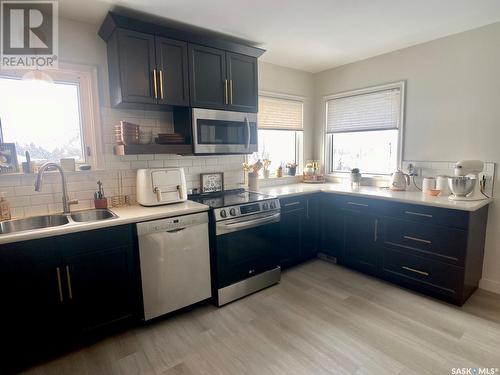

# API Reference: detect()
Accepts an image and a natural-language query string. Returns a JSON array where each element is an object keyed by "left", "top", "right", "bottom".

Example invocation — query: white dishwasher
[{"left": 137, "top": 212, "right": 211, "bottom": 320}]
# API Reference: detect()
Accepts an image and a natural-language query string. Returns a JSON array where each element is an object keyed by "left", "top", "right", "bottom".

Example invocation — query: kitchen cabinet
[
  {"left": 189, "top": 44, "right": 258, "bottom": 112},
  {"left": 342, "top": 209, "right": 380, "bottom": 275},
  {"left": 226, "top": 52, "right": 258, "bottom": 112},
  {"left": 278, "top": 195, "right": 318, "bottom": 268},
  {"left": 106, "top": 29, "right": 189, "bottom": 109},
  {"left": 188, "top": 44, "right": 227, "bottom": 110},
  {"left": 319, "top": 195, "right": 343, "bottom": 258},
  {"left": 61, "top": 246, "right": 138, "bottom": 333},
  {"left": 155, "top": 37, "right": 190, "bottom": 106},
  {"left": 0, "top": 224, "right": 140, "bottom": 369},
  {"left": 0, "top": 237, "right": 68, "bottom": 367},
  {"left": 99, "top": 12, "right": 264, "bottom": 112},
  {"left": 318, "top": 193, "right": 488, "bottom": 305}
]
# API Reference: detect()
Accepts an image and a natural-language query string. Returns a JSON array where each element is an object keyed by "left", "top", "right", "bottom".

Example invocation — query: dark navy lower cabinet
[
  {"left": 0, "top": 224, "right": 141, "bottom": 372},
  {"left": 320, "top": 194, "right": 489, "bottom": 306},
  {"left": 278, "top": 195, "right": 319, "bottom": 268}
]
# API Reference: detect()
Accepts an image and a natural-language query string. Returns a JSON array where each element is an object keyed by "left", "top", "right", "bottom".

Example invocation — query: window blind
[
  {"left": 326, "top": 87, "right": 401, "bottom": 133},
  {"left": 258, "top": 96, "right": 303, "bottom": 130}
]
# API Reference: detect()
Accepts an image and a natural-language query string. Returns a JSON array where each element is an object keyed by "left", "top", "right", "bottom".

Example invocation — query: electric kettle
[{"left": 390, "top": 169, "right": 410, "bottom": 191}]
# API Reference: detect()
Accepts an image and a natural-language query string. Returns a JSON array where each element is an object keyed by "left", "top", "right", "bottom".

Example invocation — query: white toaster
[{"left": 136, "top": 168, "right": 188, "bottom": 206}]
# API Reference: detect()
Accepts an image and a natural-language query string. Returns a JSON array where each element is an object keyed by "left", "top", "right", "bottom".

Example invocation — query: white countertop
[
  {"left": 0, "top": 200, "right": 209, "bottom": 245},
  {"left": 256, "top": 182, "right": 492, "bottom": 212}
]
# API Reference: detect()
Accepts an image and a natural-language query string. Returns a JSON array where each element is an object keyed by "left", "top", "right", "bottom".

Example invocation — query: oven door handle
[
  {"left": 216, "top": 212, "right": 280, "bottom": 235},
  {"left": 245, "top": 116, "right": 250, "bottom": 149}
]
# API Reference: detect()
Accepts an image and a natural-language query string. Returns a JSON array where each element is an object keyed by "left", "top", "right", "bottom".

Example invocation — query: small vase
[
  {"left": 350, "top": 173, "right": 361, "bottom": 189},
  {"left": 287, "top": 166, "right": 297, "bottom": 176}
]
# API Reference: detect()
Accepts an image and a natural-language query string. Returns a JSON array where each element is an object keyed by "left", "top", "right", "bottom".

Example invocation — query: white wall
[{"left": 313, "top": 21, "right": 500, "bottom": 293}]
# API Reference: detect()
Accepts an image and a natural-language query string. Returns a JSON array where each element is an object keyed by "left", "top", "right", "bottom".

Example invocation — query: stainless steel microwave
[{"left": 192, "top": 108, "right": 258, "bottom": 154}]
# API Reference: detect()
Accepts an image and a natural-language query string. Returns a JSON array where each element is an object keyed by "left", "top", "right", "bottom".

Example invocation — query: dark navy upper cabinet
[
  {"left": 155, "top": 37, "right": 190, "bottom": 107},
  {"left": 111, "top": 29, "right": 157, "bottom": 106},
  {"left": 189, "top": 45, "right": 259, "bottom": 112},
  {"left": 99, "top": 12, "right": 265, "bottom": 112},
  {"left": 106, "top": 29, "right": 189, "bottom": 109},
  {"left": 188, "top": 44, "right": 227, "bottom": 110},
  {"left": 226, "top": 52, "right": 258, "bottom": 112}
]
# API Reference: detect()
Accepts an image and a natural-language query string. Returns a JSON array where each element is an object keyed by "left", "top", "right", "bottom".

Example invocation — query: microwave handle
[{"left": 245, "top": 117, "right": 250, "bottom": 149}]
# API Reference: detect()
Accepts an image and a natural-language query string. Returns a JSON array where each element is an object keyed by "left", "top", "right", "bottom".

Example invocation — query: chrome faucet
[{"left": 35, "top": 162, "right": 78, "bottom": 214}]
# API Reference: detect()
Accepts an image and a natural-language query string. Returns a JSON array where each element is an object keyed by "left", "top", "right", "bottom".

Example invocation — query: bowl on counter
[{"left": 448, "top": 176, "right": 475, "bottom": 197}]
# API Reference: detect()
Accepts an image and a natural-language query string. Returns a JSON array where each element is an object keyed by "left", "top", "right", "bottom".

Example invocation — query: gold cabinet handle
[
  {"left": 66, "top": 265, "right": 73, "bottom": 300},
  {"left": 402, "top": 266, "right": 429, "bottom": 276},
  {"left": 403, "top": 235, "right": 432, "bottom": 244},
  {"left": 347, "top": 201, "right": 368, "bottom": 207},
  {"left": 159, "top": 69, "right": 164, "bottom": 100},
  {"left": 229, "top": 79, "right": 233, "bottom": 104},
  {"left": 405, "top": 211, "right": 432, "bottom": 218},
  {"left": 56, "top": 267, "right": 63, "bottom": 302},
  {"left": 153, "top": 69, "right": 158, "bottom": 99},
  {"left": 224, "top": 79, "right": 228, "bottom": 105}
]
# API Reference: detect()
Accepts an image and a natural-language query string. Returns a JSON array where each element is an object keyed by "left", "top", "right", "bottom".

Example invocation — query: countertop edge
[
  {"left": 0, "top": 203, "right": 209, "bottom": 245},
  {"left": 257, "top": 184, "right": 492, "bottom": 212}
]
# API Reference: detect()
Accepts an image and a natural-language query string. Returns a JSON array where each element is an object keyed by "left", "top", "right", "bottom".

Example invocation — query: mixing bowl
[{"left": 448, "top": 176, "right": 475, "bottom": 197}]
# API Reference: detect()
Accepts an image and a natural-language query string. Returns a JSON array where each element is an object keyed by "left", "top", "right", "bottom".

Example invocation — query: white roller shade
[
  {"left": 326, "top": 87, "right": 401, "bottom": 133},
  {"left": 258, "top": 96, "right": 303, "bottom": 130}
]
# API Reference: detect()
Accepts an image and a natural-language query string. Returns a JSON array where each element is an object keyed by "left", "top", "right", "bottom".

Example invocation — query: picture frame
[
  {"left": 200, "top": 172, "right": 224, "bottom": 194},
  {"left": 0, "top": 143, "right": 19, "bottom": 174}
]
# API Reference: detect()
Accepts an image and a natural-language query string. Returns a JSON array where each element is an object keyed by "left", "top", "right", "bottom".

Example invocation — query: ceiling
[{"left": 59, "top": 0, "right": 500, "bottom": 73}]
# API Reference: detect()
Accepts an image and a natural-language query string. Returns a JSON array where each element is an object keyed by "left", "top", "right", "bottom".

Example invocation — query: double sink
[{"left": 0, "top": 209, "right": 117, "bottom": 235}]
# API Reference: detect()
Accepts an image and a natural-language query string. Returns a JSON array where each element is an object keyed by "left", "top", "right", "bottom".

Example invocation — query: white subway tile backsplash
[{"left": 147, "top": 160, "right": 163, "bottom": 168}]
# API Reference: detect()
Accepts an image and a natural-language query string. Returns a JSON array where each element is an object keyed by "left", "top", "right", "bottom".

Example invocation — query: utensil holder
[
  {"left": 248, "top": 172, "right": 259, "bottom": 191},
  {"left": 94, "top": 198, "right": 108, "bottom": 209}
]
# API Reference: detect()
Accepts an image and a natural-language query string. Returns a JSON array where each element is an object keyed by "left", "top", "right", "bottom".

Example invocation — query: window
[
  {"left": 325, "top": 82, "right": 404, "bottom": 176},
  {"left": 0, "top": 64, "right": 102, "bottom": 169},
  {"left": 250, "top": 94, "right": 304, "bottom": 176}
]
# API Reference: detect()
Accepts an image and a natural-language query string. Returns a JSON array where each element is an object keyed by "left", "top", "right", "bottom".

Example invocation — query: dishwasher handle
[{"left": 136, "top": 212, "right": 208, "bottom": 236}]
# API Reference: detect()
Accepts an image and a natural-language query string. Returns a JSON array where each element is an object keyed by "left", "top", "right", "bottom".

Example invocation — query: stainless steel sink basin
[
  {"left": 70, "top": 209, "right": 117, "bottom": 222},
  {"left": 0, "top": 214, "right": 70, "bottom": 234},
  {"left": 0, "top": 209, "right": 118, "bottom": 236}
]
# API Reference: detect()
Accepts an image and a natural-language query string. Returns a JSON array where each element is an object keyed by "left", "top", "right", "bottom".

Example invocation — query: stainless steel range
[{"left": 189, "top": 189, "right": 281, "bottom": 306}]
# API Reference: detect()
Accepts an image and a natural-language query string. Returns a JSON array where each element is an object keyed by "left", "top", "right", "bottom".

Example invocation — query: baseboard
[{"left": 479, "top": 278, "right": 500, "bottom": 294}]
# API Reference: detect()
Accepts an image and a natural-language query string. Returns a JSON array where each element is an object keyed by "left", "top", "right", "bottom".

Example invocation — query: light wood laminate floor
[{"left": 22, "top": 260, "right": 500, "bottom": 375}]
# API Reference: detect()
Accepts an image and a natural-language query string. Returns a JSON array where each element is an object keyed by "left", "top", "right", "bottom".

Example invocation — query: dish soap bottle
[{"left": 0, "top": 192, "right": 11, "bottom": 221}]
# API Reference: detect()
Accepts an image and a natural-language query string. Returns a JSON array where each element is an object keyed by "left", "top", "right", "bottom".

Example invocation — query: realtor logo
[{"left": 1, "top": 0, "right": 58, "bottom": 69}]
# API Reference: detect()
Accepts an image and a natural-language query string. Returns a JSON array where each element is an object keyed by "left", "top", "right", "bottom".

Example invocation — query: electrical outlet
[{"left": 406, "top": 163, "right": 419, "bottom": 177}]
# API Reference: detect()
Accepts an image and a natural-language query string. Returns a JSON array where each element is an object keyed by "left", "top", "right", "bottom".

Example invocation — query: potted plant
[
  {"left": 286, "top": 162, "right": 298, "bottom": 176},
  {"left": 350, "top": 168, "right": 361, "bottom": 188}
]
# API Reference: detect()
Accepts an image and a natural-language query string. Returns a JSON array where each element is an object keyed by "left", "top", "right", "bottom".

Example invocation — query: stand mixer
[{"left": 448, "top": 160, "right": 487, "bottom": 201}]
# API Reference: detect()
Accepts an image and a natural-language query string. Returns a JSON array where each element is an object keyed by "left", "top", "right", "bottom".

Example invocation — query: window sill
[
  {"left": 258, "top": 175, "right": 301, "bottom": 181},
  {"left": 326, "top": 173, "right": 390, "bottom": 187}
]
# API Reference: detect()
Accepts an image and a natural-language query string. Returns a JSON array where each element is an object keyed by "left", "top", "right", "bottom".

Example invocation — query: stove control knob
[
  {"left": 220, "top": 210, "right": 227, "bottom": 218},
  {"left": 229, "top": 208, "right": 237, "bottom": 216},
  {"left": 263, "top": 203, "right": 269, "bottom": 210},
  {"left": 270, "top": 201, "right": 276, "bottom": 209}
]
